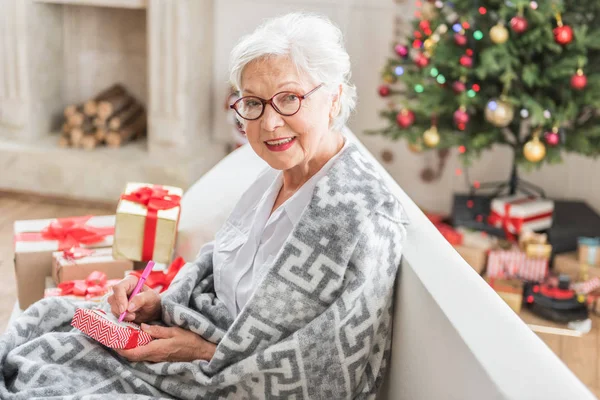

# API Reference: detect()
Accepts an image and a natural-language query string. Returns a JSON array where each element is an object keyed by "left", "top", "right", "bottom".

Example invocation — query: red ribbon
[
  {"left": 57, "top": 271, "right": 120, "bottom": 300},
  {"left": 62, "top": 247, "right": 95, "bottom": 260},
  {"left": 15, "top": 215, "right": 114, "bottom": 251},
  {"left": 120, "top": 186, "right": 181, "bottom": 261},
  {"left": 488, "top": 198, "right": 553, "bottom": 241},
  {"left": 129, "top": 256, "right": 186, "bottom": 293},
  {"left": 434, "top": 222, "right": 463, "bottom": 246}
]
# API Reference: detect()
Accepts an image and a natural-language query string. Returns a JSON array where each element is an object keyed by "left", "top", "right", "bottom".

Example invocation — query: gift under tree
[{"left": 372, "top": 0, "right": 600, "bottom": 195}]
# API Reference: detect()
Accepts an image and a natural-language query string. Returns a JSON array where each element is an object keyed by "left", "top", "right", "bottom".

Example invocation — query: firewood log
[
  {"left": 58, "top": 135, "right": 71, "bottom": 148},
  {"left": 97, "top": 93, "right": 133, "bottom": 120},
  {"left": 106, "top": 113, "right": 146, "bottom": 148},
  {"left": 83, "top": 84, "right": 126, "bottom": 116},
  {"left": 64, "top": 104, "right": 83, "bottom": 118},
  {"left": 81, "top": 134, "right": 99, "bottom": 151},
  {"left": 95, "top": 127, "right": 107, "bottom": 142},
  {"left": 67, "top": 112, "right": 85, "bottom": 127},
  {"left": 70, "top": 118, "right": 94, "bottom": 147},
  {"left": 108, "top": 102, "right": 144, "bottom": 130},
  {"left": 61, "top": 123, "right": 71, "bottom": 135}
]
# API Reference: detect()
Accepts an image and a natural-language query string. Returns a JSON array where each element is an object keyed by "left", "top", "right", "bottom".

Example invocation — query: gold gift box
[{"left": 113, "top": 183, "right": 183, "bottom": 264}]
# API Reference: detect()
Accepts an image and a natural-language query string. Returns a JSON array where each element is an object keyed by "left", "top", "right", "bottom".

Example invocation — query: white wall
[{"left": 211, "top": 0, "right": 600, "bottom": 215}]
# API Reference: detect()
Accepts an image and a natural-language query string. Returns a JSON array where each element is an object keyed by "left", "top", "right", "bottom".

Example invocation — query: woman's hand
[
  {"left": 114, "top": 325, "right": 217, "bottom": 363},
  {"left": 107, "top": 275, "right": 162, "bottom": 324}
]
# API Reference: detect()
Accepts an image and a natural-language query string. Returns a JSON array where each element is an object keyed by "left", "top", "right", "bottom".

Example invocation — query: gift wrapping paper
[
  {"left": 113, "top": 183, "right": 182, "bottom": 263},
  {"left": 71, "top": 308, "right": 153, "bottom": 349},
  {"left": 488, "top": 195, "right": 554, "bottom": 238},
  {"left": 487, "top": 248, "right": 548, "bottom": 282},
  {"left": 52, "top": 247, "right": 133, "bottom": 284}
]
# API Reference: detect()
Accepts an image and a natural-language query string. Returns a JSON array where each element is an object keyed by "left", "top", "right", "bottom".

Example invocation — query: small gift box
[
  {"left": 486, "top": 248, "right": 548, "bottom": 282},
  {"left": 578, "top": 237, "right": 600, "bottom": 267},
  {"left": 454, "top": 245, "right": 487, "bottom": 274},
  {"left": 52, "top": 247, "right": 133, "bottom": 284},
  {"left": 14, "top": 215, "right": 115, "bottom": 309},
  {"left": 71, "top": 308, "right": 153, "bottom": 349},
  {"left": 486, "top": 277, "right": 524, "bottom": 314},
  {"left": 113, "top": 183, "right": 183, "bottom": 264},
  {"left": 488, "top": 195, "right": 554, "bottom": 240},
  {"left": 44, "top": 272, "right": 120, "bottom": 302}
]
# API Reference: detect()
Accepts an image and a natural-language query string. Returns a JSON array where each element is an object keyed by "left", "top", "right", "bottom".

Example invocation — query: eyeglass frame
[{"left": 229, "top": 83, "right": 325, "bottom": 121}]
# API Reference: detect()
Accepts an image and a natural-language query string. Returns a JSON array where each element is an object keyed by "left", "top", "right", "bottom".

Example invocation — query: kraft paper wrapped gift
[
  {"left": 113, "top": 183, "right": 183, "bottom": 264},
  {"left": 52, "top": 247, "right": 133, "bottom": 284},
  {"left": 454, "top": 245, "right": 487, "bottom": 274},
  {"left": 554, "top": 252, "right": 600, "bottom": 282},
  {"left": 14, "top": 215, "right": 115, "bottom": 309},
  {"left": 71, "top": 308, "right": 153, "bottom": 349},
  {"left": 488, "top": 195, "right": 554, "bottom": 239},
  {"left": 486, "top": 277, "right": 524, "bottom": 314}
]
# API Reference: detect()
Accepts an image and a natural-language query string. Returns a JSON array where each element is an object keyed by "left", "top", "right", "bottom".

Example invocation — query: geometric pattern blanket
[{"left": 0, "top": 142, "right": 409, "bottom": 399}]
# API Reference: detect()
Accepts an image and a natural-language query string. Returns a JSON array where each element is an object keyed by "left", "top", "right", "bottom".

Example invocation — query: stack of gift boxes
[
  {"left": 13, "top": 183, "right": 185, "bottom": 310},
  {"left": 429, "top": 193, "right": 600, "bottom": 319}
]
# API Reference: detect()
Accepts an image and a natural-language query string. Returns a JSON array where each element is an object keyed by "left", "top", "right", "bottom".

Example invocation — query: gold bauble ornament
[
  {"left": 424, "top": 38, "right": 435, "bottom": 52},
  {"left": 421, "top": 2, "right": 438, "bottom": 20},
  {"left": 484, "top": 99, "right": 514, "bottom": 127},
  {"left": 523, "top": 136, "right": 546, "bottom": 163},
  {"left": 423, "top": 125, "right": 440, "bottom": 148},
  {"left": 407, "top": 140, "right": 423, "bottom": 153},
  {"left": 383, "top": 73, "right": 396, "bottom": 84},
  {"left": 490, "top": 23, "right": 509, "bottom": 44}
]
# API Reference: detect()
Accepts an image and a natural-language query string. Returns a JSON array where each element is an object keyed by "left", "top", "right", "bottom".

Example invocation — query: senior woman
[{"left": 0, "top": 12, "right": 407, "bottom": 399}]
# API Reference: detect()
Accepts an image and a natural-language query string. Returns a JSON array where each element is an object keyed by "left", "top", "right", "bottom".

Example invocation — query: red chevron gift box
[
  {"left": 71, "top": 308, "right": 153, "bottom": 349},
  {"left": 113, "top": 183, "right": 183, "bottom": 264}
]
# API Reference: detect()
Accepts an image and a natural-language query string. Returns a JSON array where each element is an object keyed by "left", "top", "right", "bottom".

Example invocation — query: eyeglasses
[{"left": 230, "top": 83, "right": 324, "bottom": 121}]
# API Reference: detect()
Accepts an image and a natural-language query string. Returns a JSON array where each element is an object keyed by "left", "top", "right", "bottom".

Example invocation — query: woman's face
[{"left": 239, "top": 56, "right": 339, "bottom": 171}]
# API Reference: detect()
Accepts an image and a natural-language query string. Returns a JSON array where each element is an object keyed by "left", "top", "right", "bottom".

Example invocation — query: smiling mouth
[{"left": 264, "top": 137, "right": 295, "bottom": 146}]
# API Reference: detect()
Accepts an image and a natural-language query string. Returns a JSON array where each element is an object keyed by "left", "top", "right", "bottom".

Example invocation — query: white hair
[{"left": 229, "top": 12, "right": 357, "bottom": 130}]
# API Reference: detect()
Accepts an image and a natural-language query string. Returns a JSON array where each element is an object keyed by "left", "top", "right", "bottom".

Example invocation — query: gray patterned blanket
[{"left": 0, "top": 143, "right": 408, "bottom": 399}]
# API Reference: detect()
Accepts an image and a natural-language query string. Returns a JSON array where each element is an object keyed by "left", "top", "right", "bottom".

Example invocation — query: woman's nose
[{"left": 261, "top": 103, "right": 285, "bottom": 131}]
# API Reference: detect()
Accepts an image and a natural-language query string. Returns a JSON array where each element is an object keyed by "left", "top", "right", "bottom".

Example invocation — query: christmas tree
[{"left": 371, "top": 0, "right": 600, "bottom": 194}]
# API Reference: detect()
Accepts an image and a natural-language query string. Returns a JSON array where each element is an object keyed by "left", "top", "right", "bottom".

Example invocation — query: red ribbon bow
[
  {"left": 129, "top": 257, "right": 186, "bottom": 293},
  {"left": 120, "top": 186, "right": 181, "bottom": 261},
  {"left": 487, "top": 197, "right": 553, "bottom": 241},
  {"left": 57, "top": 271, "right": 120, "bottom": 300},
  {"left": 62, "top": 247, "right": 96, "bottom": 260},
  {"left": 15, "top": 216, "right": 114, "bottom": 251}
]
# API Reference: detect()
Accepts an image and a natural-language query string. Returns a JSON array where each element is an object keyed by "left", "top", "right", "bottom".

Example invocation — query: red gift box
[
  {"left": 71, "top": 308, "right": 153, "bottom": 349},
  {"left": 487, "top": 248, "right": 548, "bottom": 282},
  {"left": 488, "top": 195, "right": 554, "bottom": 240}
]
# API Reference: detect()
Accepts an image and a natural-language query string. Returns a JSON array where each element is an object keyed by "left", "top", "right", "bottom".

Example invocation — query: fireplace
[{"left": 0, "top": 0, "right": 223, "bottom": 201}]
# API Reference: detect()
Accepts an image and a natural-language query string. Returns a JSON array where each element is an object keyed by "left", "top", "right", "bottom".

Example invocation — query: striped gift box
[
  {"left": 487, "top": 249, "right": 548, "bottom": 282},
  {"left": 572, "top": 277, "right": 600, "bottom": 295}
]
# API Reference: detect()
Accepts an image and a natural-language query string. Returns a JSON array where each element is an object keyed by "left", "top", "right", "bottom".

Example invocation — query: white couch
[
  {"left": 8, "top": 129, "right": 594, "bottom": 399},
  {"left": 178, "top": 128, "right": 595, "bottom": 400}
]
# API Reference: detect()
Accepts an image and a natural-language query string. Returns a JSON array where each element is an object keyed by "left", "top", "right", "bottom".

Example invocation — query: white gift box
[{"left": 489, "top": 195, "right": 554, "bottom": 236}]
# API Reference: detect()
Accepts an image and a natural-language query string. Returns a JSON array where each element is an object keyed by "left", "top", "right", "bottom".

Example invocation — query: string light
[
  {"left": 479, "top": 7, "right": 487, "bottom": 15},
  {"left": 458, "top": 145, "right": 466, "bottom": 153},
  {"left": 466, "top": 199, "right": 474, "bottom": 208},
  {"left": 462, "top": 22, "right": 471, "bottom": 29},
  {"left": 452, "top": 23, "right": 462, "bottom": 32},
  {"left": 473, "top": 30, "right": 483, "bottom": 40},
  {"left": 413, "top": 40, "right": 423, "bottom": 48},
  {"left": 415, "top": 84, "right": 425, "bottom": 93},
  {"left": 430, "top": 67, "right": 439, "bottom": 77},
  {"left": 456, "top": 168, "right": 463, "bottom": 176},
  {"left": 436, "top": 75, "right": 446, "bottom": 84},
  {"left": 472, "top": 83, "right": 480, "bottom": 92},
  {"left": 394, "top": 66, "right": 405, "bottom": 76},
  {"left": 467, "top": 89, "right": 476, "bottom": 97}
]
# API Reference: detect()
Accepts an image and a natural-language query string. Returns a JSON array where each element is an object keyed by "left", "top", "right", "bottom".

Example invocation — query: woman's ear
[{"left": 329, "top": 84, "right": 343, "bottom": 120}]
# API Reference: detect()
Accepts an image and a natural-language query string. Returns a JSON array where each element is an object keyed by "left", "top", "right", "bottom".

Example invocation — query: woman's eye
[
  {"left": 244, "top": 99, "right": 261, "bottom": 108},
  {"left": 285, "top": 94, "right": 298, "bottom": 101}
]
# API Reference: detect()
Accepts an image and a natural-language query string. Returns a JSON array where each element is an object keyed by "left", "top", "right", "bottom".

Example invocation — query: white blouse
[{"left": 199, "top": 139, "right": 349, "bottom": 318}]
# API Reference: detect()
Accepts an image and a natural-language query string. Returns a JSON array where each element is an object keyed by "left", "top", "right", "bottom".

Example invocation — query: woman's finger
[{"left": 112, "top": 276, "right": 140, "bottom": 314}]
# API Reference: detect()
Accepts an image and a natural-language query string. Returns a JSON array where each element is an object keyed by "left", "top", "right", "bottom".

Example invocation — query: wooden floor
[{"left": 0, "top": 193, "right": 599, "bottom": 397}]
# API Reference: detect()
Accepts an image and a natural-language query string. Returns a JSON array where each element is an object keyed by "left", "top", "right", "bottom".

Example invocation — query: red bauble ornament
[
  {"left": 571, "top": 70, "right": 587, "bottom": 90},
  {"left": 453, "top": 107, "right": 469, "bottom": 128},
  {"left": 394, "top": 44, "right": 409, "bottom": 58},
  {"left": 419, "top": 20, "right": 431, "bottom": 32},
  {"left": 378, "top": 85, "right": 391, "bottom": 97},
  {"left": 396, "top": 110, "right": 415, "bottom": 128},
  {"left": 459, "top": 55, "right": 473, "bottom": 68},
  {"left": 554, "top": 25, "right": 573, "bottom": 45},
  {"left": 544, "top": 131, "right": 560, "bottom": 147},
  {"left": 452, "top": 81, "right": 466, "bottom": 93},
  {"left": 415, "top": 53, "right": 429, "bottom": 68},
  {"left": 510, "top": 16, "right": 528, "bottom": 33},
  {"left": 454, "top": 33, "right": 468, "bottom": 46}
]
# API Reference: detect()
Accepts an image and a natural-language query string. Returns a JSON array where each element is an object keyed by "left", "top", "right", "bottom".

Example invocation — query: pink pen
[{"left": 118, "top": 260, "right": 155, "bottom": 323}]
